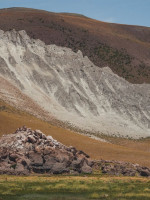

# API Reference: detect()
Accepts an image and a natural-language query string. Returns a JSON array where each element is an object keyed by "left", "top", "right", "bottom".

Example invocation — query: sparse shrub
[{"left": 90, "top": 192, "right": 100, "bottom": 199}]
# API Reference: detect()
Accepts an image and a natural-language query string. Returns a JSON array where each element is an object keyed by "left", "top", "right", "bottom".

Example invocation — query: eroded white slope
[{"left": 0, "top": 29, "right": 150, "bottom": 138}]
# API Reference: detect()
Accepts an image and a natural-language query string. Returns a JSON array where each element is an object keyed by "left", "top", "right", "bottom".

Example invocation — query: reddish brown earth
[{"left": 0, "top": 7, "right": 150, "bottom": 83}]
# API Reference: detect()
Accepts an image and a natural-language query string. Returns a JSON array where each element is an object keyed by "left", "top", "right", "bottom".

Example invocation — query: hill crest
[{"left": 0, "top": 7, "right": 150, "bottom": 83}]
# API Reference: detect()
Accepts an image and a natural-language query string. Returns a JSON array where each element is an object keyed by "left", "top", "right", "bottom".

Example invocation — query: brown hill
[{"left": 0, "top": 7, "right": 150, "bottom": 83}]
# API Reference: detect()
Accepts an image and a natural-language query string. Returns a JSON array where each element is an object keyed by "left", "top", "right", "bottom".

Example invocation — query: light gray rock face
[{"left": 0, "top": 29, "right": 150, "bottom": 138}]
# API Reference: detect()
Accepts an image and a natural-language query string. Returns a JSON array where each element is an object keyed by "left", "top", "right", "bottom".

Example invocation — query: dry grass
[{"left": 1, "top": 100, "right": 150, "bottom": 167}]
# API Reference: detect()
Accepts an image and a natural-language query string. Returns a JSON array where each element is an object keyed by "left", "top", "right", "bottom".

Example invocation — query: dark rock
[
  {"left": 81, "top": 162, "right": 92, "bottom": 174},
  {"left": 28, "top": 151, "right": 43, "bottom": 166},
  {"left": 44, "top": 155, "right": 57, "bottom": 167},
  {"left": 28, "top": 135, "right": 36, "bottom": 143},
  {"left": 96, "top": 160, "right": 150, "bottom": 177},
  {"left": 51, "top": 163, "right": 69, "bottom": 174},
  {"left": 34, "top": 130, "right": 43, "bottom": 138},
  {"left": 15, "top": 163, "right": 25, "bottom": 172},
  {"left": 139, "top": 169, "right": 150, "bottom": 177},
  {"left": 85, "top": 159, "right": 94, "bottom": 167},
  {"left": 78, "top": 150, "right": 90, "bottom": 158},
  {"left": 9, "top": 153, "right": 19, "bottom": 162},
  {"left": 43, "top": 146, "right": 53, "bottom": 155},
  {"left": 71, "top": 157, "right": 84, "bottom": 169}
]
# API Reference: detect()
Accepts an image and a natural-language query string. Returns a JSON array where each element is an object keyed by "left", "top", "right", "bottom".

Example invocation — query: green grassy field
[{"left": 0, "top": 175, "right": 150, "bottom": 200}]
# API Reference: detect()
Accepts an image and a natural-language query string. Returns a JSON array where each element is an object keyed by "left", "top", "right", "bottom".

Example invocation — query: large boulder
[{"left": 81, "top": 162, "right": 93, "bottom": 174}]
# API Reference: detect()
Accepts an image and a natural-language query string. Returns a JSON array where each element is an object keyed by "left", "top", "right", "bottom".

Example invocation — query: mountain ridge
[{"left": 0, "top": 7, "right": 150, "bottom": 83}]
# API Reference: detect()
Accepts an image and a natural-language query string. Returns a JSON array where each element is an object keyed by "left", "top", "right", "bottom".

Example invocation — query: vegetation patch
[
  {"left": 94, "top": 45, "right": 132, "bottom": 67},
  {"left": 0, "top": 176, "right": 150, "bottom": 200}
]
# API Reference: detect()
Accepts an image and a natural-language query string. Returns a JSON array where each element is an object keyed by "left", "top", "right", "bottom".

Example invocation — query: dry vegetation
[
  {"left": 0, "top": 175, "right": 150, "bottom": 200},
  {"left": 1, "top": 100, "right": 150, "bottom": 167}
]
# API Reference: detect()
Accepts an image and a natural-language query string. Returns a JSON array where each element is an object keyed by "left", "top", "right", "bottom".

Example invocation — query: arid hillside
[
  {"left": 0, "top": 30, "right": 149, "bottom": 138},
  {"left": 0, "top": 7, "right": 150, "bottom": 169},
  {"left": 0, "top": 7, "right": 150, "bottom": 83}
]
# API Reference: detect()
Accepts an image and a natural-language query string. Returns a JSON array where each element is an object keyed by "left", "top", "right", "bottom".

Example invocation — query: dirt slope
[{"left": 0, "top": 7, "right": 150, "bottom": 83}]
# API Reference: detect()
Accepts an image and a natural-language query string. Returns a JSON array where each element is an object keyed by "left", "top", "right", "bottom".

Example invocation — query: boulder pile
[
  {"left": 94, "top": 160, "right": 150, "bottom": 177},
  {"left": 0, "top": 126, "right": 93, "bottom": 175},
  {"left": 0, "top": 126, "right": 150, "bottom": 177}
]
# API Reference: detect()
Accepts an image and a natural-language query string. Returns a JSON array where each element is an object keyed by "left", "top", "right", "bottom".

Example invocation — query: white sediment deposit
[{"left": 0, "top": 29, "right": 150, "bottom": 138}]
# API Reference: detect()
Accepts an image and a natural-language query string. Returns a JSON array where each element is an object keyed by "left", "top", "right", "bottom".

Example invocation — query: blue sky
[{"left": 0, "top": 0, "right": 149, "bottom": 27}]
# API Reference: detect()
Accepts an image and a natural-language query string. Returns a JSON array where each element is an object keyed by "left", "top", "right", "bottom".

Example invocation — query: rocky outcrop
[
  {"left": 94, "top": 160, "right": 150, "bottom": 177},
  {"left": 0, "top": 127, "right": 150, "bottom": 177},
  {"left": 0, "top": 126, "right": 93, "bottom": 175}
]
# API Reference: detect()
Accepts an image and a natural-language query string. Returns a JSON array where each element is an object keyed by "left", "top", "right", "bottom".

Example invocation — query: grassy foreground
[{"left": 0, "top": 175, "right": 150, "bottom": 200}]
